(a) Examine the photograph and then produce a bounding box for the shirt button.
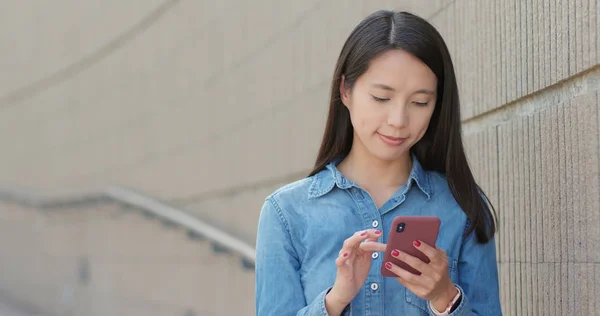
[371,252,379,259]
[370,283,379,291]
[372,220,379,228]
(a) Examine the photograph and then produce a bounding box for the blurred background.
[0,1,598,315]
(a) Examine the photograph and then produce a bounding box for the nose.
[387,103,408,128]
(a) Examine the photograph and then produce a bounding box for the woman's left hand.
[383,240,458,311]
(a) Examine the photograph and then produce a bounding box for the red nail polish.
[375,230,382,235]
[361,231,367,236]
[391,249,400,257]
[343,252,348,257]
[414,240,421,247]
[385,262,392,269]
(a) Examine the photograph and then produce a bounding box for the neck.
[337,141,413,190]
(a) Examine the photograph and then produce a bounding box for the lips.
[377,133,407,146]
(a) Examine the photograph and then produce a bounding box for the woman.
[255,10,502,316]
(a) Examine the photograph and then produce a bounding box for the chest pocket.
[404,257,459,314]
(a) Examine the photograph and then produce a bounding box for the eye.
[413,101,429,106]
[372,95,389,102]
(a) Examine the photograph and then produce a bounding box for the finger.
[396,268,424,298]
[395,276,429,301]
[364,228,383,240]
[390,249,433,275]
[413,239,440,262]
[338,245,354,258]
[335,250,351,267]
[383,261,422,284]
[435,247,449,261]
[338,231,365,256]
[364,229,383,241]
[359,241,387,252]
[339,229,382,255]
[394,273,419,290]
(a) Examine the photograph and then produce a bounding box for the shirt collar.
[308,153,432,199]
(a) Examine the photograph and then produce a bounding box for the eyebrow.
[372,83,435,96]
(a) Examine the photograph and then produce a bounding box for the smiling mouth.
[377,133,407,146]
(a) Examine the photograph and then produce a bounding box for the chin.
[371,148,410,162]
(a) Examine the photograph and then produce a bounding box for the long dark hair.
[309,10,496,244]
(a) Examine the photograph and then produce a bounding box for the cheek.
[348,102,381,133]
[412,108,435,135]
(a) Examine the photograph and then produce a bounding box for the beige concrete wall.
[0,203,254,316]
[0,0,598,315]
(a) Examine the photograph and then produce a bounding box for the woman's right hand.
[325,229,387,315]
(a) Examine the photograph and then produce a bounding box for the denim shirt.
[255,156,502,315]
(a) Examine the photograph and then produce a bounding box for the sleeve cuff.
[428,284,471,316]
[315,287,350,316]
[317,287,331,315]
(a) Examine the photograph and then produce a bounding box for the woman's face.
[340,49,438,162]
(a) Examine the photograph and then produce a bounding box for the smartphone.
[380,216,441,277]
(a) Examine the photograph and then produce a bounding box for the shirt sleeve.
[432,230,502,316]
[255,197,333,316]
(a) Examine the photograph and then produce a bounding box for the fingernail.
[414,240,421,247]
[374,230,382,235]
[391,249,400,257]
[343,252,349,257]
[385,262,392,269]
[360,231,367,236]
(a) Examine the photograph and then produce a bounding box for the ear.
[339,75,350,107]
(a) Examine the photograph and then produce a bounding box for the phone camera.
[396,222,406,233]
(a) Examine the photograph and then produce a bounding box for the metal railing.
[0,186,256,270]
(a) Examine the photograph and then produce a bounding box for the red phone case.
[380,216,441,277]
